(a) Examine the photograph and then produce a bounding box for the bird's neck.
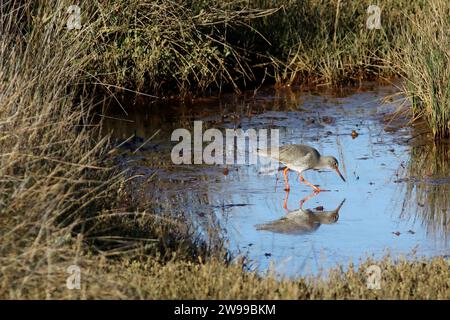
[316,156,330,169]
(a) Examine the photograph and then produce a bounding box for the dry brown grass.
[3,255,449,299]
[0,0,117,298]
[0,1,218,299]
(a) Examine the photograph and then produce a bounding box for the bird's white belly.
[284,164,309,173]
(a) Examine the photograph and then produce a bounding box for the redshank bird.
[260,144,346,192]
[256,199,345,235]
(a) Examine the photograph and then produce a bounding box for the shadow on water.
[101,82,450,276]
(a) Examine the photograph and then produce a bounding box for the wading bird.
[256,198,346,235]
[260,144,346,192]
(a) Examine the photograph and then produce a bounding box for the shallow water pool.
[102,83,450,277]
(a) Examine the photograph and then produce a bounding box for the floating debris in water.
[321,116,334,124]
[408,230,415,234]
[392,231,401,236]
[211,203,251,209]
[351,130,359,139]
[305,118,315,125]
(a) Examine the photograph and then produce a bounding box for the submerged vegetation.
[0,0,449,299]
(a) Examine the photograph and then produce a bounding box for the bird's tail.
[256,148,282,175]
[256,147,271,158]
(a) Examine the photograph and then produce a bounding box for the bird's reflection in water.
[256,190,346,235]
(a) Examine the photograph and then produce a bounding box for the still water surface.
[102,84,449,277]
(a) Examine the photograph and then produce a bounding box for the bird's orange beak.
[335,166,346,182]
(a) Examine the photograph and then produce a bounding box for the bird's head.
[320,156,346,182]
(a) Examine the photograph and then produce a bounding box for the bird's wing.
[278,144,317,166]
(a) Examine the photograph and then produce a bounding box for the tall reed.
[396,0,450,139]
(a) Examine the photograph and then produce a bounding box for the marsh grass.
[248,0,412,86]
[4,255,450,299]
[85,0,449,137]
[0,0,110,297]
[87,0,276,95]
[0,0,214,298]
[395,0,450,139]
[87,0,416,90]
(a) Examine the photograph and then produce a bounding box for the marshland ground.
[0,0,449,299]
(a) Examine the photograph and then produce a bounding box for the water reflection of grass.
[400,141,450,239]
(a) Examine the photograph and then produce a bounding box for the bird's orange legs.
[299,175,322,192]
[282,168,327,193]
[283,189,289,212]
[299,190,320,208]
[283,167,290,191]
[283,189,319,212]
